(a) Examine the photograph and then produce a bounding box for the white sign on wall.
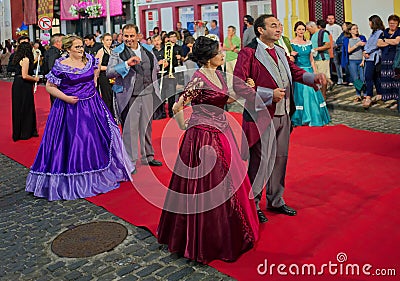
[161,7,173,35]
[0,0,12,44]
[222,1,240,39]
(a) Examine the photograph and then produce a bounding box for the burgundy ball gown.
[157,70,259,264]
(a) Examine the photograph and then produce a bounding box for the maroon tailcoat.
[233,38,315,149]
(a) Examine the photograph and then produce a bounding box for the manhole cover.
[51,221,128,258]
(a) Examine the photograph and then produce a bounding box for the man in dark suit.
[42,33,64,105]
[84,34,102,56]
[107,24,163,174]
[164,31,183,117]
[234,14,326,223]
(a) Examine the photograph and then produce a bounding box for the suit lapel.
[255,44,280,86]
[275,46,292,84]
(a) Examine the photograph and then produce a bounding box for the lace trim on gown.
[45,71,62,86]
[213,130,255,246]
[54,54,98,74]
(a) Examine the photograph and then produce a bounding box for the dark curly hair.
[369,15,385,32]
[12,42,34,65]
[192,36,219,66]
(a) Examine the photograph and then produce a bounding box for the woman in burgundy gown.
[157,36,259,264]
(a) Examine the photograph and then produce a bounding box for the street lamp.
[105,0,110,33]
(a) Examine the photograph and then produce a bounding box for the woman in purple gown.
[157,36,259,264]
[26,35,133,201]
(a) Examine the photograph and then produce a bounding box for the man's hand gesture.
[127,56,141,67]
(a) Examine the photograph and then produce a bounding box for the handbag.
[353,78,366,92]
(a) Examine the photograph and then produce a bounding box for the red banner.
[98,0,123,17]
[61,0,123,20]
[23,0,37,25]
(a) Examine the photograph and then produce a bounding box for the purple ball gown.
[157,70,259,264]
[26,54,133,201]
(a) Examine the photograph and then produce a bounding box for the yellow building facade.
[280,0,399,38]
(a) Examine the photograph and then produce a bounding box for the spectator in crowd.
[137,32,154,51]
[176,22,183,33]
[346,24,367,101]
[362,15,385,108]
[117,33,123,45]
[111,33,119,48]
[338,21,352,84]
[181,29,193,56]
[290,21,330,126]
[243,15,256,47]
[153,26,160,36]
[95,33,115,118]
[11,42,39,141]
[377,14,400,110]
[276,20,294,61]
[152,34,168,120]
[42,33,64,105]
[160,31,167,42]
[165,31,183,117]
[307,21,332,99]
[5,39,13,53]
[243,14,253,33]
[84,34,102,55]
[393,43,400,112]
[0,42,11,75]
[32,42,42,75]
[208,20,220,39]
[326,14,345,85]
[182,36,197,85]
[183,36,195,61]
[7,36,30,73]
[223,25,240,89]
[95,29,102,42]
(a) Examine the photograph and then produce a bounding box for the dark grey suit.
[106,43,160,169]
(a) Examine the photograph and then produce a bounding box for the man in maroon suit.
[233,14,326,223]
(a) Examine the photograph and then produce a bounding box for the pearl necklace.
[200,67,221,88]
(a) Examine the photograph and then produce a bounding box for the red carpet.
[1,80,399,280]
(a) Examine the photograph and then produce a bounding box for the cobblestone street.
[0,154,233,281]
[1,101,399,280]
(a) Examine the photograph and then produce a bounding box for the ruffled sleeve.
[182,72,202,103]
[91,54,100,70]
[45,59,63,86]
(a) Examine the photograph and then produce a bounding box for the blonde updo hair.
[62,34,88,64]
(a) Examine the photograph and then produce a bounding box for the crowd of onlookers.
[2,12,399,112]
[311,14,400,111]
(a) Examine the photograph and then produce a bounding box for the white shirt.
[326,23,342,43]
[256,38,274,50]
[125,43,142,68]
[32,48,42,59]
[131,43,142,60]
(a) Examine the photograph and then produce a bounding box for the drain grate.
[51,221,128,258]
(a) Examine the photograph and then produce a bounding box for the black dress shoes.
[268,205,297,216]
[257,210,268,223]
[145,159,163,166]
